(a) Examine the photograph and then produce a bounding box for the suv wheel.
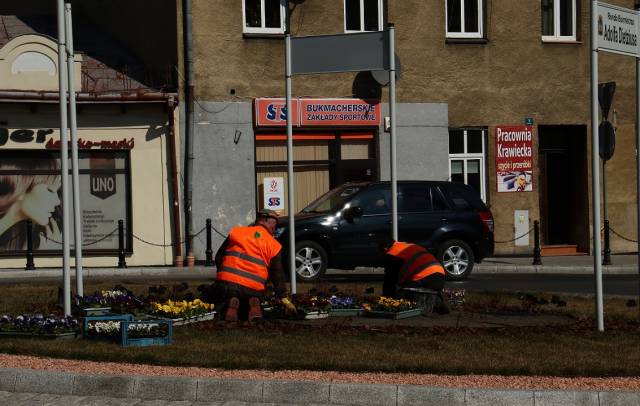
[294,240,328,282]
[437,239,474,281]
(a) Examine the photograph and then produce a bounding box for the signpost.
[592,2,640,331]
[284,25,397,294]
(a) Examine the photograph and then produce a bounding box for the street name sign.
[596,2,639,57]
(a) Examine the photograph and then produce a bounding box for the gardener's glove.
[280,297,297,315]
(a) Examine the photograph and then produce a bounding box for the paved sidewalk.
[1,368,638,406]
[0,391,314,406]
[0,254,637,283]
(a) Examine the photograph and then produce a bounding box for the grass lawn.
[1,279,639,377]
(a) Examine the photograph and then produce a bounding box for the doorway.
[538,125,589,253]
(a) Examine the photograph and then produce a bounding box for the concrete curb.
[1,368,639,405]
[0,263,636,282]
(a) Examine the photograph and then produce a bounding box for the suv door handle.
[441,218,448,222]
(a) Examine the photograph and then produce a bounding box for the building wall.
[190,0,640,256]
[190,101,449,258]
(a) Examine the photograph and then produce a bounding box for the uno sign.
[254,98,381,127]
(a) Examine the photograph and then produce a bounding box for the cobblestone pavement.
[0,391,332,406]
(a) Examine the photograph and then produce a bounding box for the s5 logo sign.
[267,197,281,207]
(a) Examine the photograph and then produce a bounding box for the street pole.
[65,3,83,297]
[389,23,398,241]
[591,0,604,332]
[56,0,71,316]
[285,32,296,295]
[636,1,640,321]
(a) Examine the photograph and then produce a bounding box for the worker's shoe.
[248,297,263,322]
[225,297,240,322]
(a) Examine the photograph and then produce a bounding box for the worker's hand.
[280,297,297,316]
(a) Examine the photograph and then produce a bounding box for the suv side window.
[350,187,391,215]
[399,184,429,213]
[430,186,450,211]
[442,183,488,211]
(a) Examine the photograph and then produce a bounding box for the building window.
[344,0,384,32]
[243,0,286,34]
[541,0,577,41]
[449,128,486,201]
[446,0,483,38]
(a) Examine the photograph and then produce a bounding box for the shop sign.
[0,128,135,150]
[263,177,285,212]
[596,2,639,57]
[300,99,381,126]
[254,98,381,127]
[495,125,533,193]
[45,138,135,150]
[254,98,300,127]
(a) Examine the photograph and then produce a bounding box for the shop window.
[446,0,484,39]
[448,128,486,202]
[344,0,384,32]
[255,133,377,214]
[243,0,287,34]
[0,150,131,256]
[541,0,577,41]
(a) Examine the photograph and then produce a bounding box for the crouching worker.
[381,238,449,315]
[215,209,297,321]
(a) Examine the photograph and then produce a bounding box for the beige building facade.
[185,0,640,257]
[0,16,181,268]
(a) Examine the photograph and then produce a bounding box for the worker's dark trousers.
[213,280,264,320]
[383,270,445,297]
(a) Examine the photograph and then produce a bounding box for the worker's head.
[378,235,396,254]
[255,209,280,235]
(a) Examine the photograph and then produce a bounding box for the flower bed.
[328,295,364,317]
[149,299,215,325]
[363,297,422,319]
[83,315,134,339]
[443,288,466,307]
[0,314,80,338]
[73,288,146,316]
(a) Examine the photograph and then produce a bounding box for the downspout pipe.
[167,96,184,265]
[183,0,195,266]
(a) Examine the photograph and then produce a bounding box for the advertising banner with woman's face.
[0,150,130,254]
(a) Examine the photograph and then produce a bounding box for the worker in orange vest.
[215,209,297,321]
[380,238,449,314]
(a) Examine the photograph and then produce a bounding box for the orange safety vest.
[216,225,282,292]
[386,241,445,284]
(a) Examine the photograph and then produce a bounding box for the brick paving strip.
[0,354,639,405]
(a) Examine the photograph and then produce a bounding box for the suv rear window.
[441,183,487,211]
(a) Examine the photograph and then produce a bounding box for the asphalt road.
[326,273,640,297]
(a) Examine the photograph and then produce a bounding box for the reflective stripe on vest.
[220,266,268,285]
[388,242,445,284]
[224,250,268,268]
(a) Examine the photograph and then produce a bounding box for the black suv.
[275,181,494,281]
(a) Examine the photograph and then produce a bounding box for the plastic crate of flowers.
[443,288,466,308]
[292,294,331,319]
[120,320,172,347]
[363,296,422,319]
[72,293,111,316]
[149,299,215,326]
[328,295,364,317]
[84,314,134,340]
[0,314,80,339]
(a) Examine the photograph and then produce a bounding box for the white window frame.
[344,0,384,33]
[242,0,287,35]
[541,0,577,42]
[445,0,484,39]
[448,129,487,202]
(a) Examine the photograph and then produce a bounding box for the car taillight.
[479,210,494,233]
